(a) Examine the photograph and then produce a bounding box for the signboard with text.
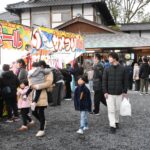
[31,27,86,67]
[0,20,31,50]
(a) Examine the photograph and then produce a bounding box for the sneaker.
[110,127,116,134]
[76,129,83,134]
[83,127,89,131]
[36,130,45,137]
[13,117,20,122]
[64,98,72,101]
[27,120,35,128]
[5,119,14,123]
[116,123,119,129]
[145,93,149,95]
[140,93,144,95]
[18,125,28,131]
[94,113,100,116]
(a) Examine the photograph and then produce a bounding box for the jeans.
[89,80,93,92]
[80,111,88,129]
[106,94,122,128]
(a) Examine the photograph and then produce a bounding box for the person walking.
[93,54,106,115]
[139,56,150,95]
[74,76,92,134]
[133,63,140,91]
[17,80,34,131]
[103,52,128,134]
[30,61,53,137]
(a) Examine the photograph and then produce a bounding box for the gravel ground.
[0,91,150,150]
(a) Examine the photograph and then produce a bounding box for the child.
[74,75,92,134]
[17,80,34,131]
[25,62,51,110]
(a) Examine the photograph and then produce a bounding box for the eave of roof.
[84,33,150,49]
[7,0,103,10]
[121,23,150,31]
[55,17,117,33]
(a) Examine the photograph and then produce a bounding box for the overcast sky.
[0,0,23,13]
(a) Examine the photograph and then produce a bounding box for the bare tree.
[106,0,150,23]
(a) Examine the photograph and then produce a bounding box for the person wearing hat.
[74,75,92,134]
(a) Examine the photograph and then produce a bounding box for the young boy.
[25,62,51,110]
[74,75,92,134]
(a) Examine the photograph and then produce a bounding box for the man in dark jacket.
[139,56,150,95]
[93,54,106,115]
[103,52,128,134]
[1,64,20,122]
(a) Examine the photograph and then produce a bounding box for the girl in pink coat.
[17,80,34,131]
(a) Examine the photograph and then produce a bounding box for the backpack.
[52,68,63,84]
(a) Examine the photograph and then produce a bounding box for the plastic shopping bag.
[120,97,132,116]
[71,75,76,92]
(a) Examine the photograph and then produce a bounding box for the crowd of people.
[0,52,150,137]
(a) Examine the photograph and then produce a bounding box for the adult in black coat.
[139,57,150,94]
[61,68,72,100]
[103,52,128,134]
[93,54,107,115]
[1,64,19,121]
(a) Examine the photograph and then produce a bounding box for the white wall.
[141,31,150,39]
[20,4,99,28]
[73,5,82,18]
[31,7,50,28]
[83,4,94,21]
[52,6,71,28]
[21,10,30,26]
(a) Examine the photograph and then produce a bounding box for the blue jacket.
[74,84,92,112]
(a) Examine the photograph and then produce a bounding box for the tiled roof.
[84,33,150,49]
[7,0,103,10]
[55,17,117,33]
[0,12,19,23]
[121,23,150,31]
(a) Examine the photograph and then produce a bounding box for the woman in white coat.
[133,63,140,91]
